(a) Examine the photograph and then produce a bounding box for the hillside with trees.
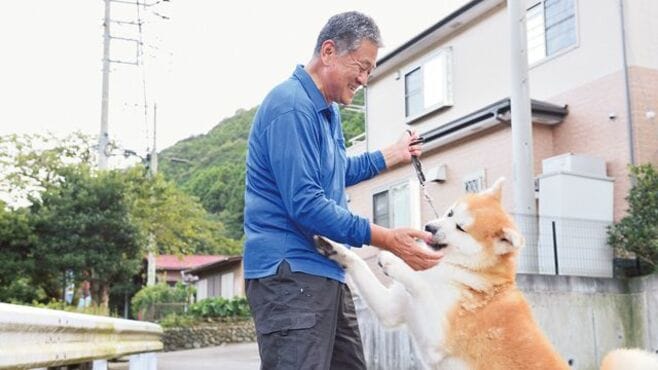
[158,89,365,241]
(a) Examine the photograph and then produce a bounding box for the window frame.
[526,0,579,67]
[372,179,421,229]
[402,48,454,124]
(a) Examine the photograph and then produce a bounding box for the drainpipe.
[619,0,636,165]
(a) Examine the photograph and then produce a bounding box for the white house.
[347,0,657,277]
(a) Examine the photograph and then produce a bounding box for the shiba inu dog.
[315,178,658,370]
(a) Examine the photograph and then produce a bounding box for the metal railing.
[0,303,163,370]
[513,213,614,277]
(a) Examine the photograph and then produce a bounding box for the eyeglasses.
[347,53,374,77]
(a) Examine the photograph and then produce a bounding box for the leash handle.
[407,130,426,185]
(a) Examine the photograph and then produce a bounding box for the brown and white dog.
[315,178,658,370]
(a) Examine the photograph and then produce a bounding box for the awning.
[421,98,568,150]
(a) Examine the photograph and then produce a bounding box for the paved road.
[109,342,260,370]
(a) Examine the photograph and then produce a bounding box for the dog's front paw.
[377,251,405,278]
[313,236,352,269]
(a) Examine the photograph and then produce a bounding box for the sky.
[0,1,467,158]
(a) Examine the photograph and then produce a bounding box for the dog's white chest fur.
[388,260,483,368]
[318,240,475,369]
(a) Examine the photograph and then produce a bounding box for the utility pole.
[98,0,111,169]
[507,0,536,216]
[98,0,166,170]
[97,0,171,287]
[150,103,158,176]
[146,103,158,286]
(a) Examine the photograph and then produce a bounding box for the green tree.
[608,164,658,274]
[158,108,255,240]
[124,167,242,255]
[30,166,142,307]
[340,88,365,146]
[0,203,43,303]
[184,163,245,240]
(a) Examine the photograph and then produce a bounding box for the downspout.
[619,0,636,165]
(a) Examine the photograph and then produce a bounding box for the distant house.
[184,256,244,300]
[154,255,225,286]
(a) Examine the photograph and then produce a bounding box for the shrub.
[131,282,195,319]
[159,313,198,328]
[608,164,658,274]
[189,297,250,318]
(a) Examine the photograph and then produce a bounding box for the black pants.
[245,261,366,370]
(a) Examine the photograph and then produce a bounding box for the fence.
[354,295,424,370]
[513,213,614,277]
[141,302,187,322]
[0,303,162,370]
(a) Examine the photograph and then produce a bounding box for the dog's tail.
[600,348,658,370]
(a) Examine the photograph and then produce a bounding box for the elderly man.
[243,11,441,369]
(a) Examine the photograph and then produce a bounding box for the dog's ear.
[494,227,524,255]
[481,177,505,201]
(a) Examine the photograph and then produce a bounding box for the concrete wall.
[353,273,658,370]
[517,273,658,370]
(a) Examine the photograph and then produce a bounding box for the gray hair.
[313,11,383,56]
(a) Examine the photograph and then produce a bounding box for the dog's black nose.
[424,224,438,234]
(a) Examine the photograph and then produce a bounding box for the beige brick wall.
[630,67,658,166]
[547,67,658,219]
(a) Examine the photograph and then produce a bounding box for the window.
[527,0,576,65]
[464,170,486,193]
[373,182,411,228]
[404,49,453,120]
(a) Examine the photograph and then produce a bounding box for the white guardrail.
[0,303,163,370]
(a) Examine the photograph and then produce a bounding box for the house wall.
[367,0,633,152]
[350,125,517,226]
[630,67,658,167]
[358,0,657,225]
[624,0,658,69]
[194,263,245,300]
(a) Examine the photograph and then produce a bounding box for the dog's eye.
[447,210,454,217]
[456,224,466,232]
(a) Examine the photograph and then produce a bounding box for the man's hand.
[381,130,423,168]
[370,224,442,271]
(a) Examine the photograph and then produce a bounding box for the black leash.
[407,131,440,218]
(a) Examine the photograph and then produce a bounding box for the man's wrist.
[381,146,401,168]
[370,223,392,251]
